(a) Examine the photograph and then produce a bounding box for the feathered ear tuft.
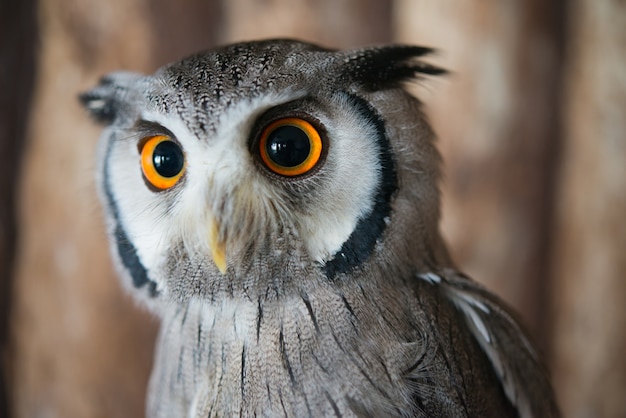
[341,45,446,90]
[79,71,143,125]
[79,90,117,125]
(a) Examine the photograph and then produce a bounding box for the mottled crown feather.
[79,40,446,126]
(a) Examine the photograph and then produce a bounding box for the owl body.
[82,40,558,417]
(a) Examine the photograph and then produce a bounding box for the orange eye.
[140,135,186,190]
[258,117,323,177]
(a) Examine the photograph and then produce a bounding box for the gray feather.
[83,39,559,417]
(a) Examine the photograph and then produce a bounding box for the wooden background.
[1,0,624,417]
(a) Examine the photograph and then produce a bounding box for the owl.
[81,39,559,417]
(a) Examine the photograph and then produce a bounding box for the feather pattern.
[82,39,560,418]
[418,270,560,418]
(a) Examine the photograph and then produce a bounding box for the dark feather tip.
[342,45,447,90]
[79,90,117,124]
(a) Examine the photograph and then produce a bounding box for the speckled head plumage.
[82,39,558,418]
[82,39,448,303]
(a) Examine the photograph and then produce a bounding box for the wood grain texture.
[220,0,391,47]
[549,0,626,416]
[0,0,37,416]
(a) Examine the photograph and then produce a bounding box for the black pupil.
[153,141,184,178]
[266,125,311,168]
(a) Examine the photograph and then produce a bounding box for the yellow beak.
[209,216,227,274]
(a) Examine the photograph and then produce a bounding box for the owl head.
[81,39,448,307]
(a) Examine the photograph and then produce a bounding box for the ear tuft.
[341,45,447,90]
[79,91,117,124]
[79,72,143,125]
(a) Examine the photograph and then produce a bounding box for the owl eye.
[140,135,186,190]
[258,117,323,177]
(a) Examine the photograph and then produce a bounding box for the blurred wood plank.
[0,1,38,416]
[393,0,566,347]
[549,0,626,416]
[220,0,392,47]
[9,0,219,417]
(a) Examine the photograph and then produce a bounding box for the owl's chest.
[145,296,414,418]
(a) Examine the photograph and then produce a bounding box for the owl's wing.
[417,270,559,418]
